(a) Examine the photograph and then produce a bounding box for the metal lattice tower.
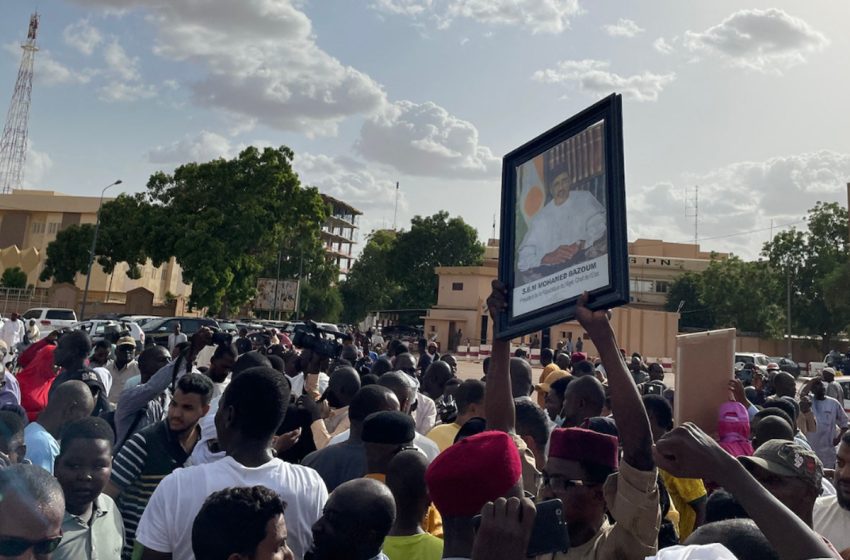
[0,13,39,195]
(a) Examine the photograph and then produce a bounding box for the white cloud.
[653,37,674,54]
[147,131,235,164]
[70,0,387,135]
[629,150,850,258]
[99,81,158,102]
[103,39,141,81]
[532,59,675,102]
[371,0,583,34]
[356,100,499,178]
[603,18,644,38]
[63,20,103,55]
[683,8,828,73]
[23,142,53,189]
[295,152,408,234]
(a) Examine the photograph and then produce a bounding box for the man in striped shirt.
[105,372,213,559]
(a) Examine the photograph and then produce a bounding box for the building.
[423,238,723,360]
[628,239,727,310]
[0,189,191,304]
[320,194,361,277]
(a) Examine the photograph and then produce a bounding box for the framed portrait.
[496,94,629,340]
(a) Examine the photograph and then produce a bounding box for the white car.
[734,352,770,374]
[22,308,78,336]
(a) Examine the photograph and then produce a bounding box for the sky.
[1,0,849,259]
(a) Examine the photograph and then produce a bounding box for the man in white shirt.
[802,378,849,468]
[106,336,141,405]
[814,433,850,556]
[136,366,327,560]
[0,312,24,352]
[167,323,187,354]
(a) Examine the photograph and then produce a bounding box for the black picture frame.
[496,93,628,340]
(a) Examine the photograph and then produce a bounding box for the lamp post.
[80,179,122,321]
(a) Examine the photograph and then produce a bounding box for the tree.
[339,229,401,323]
[665,272,715,330]
[95,194,152,279]
[299,281,342,323]
[143,146,329,314]
[390,211,485,310]
[698,256,784,336]
[762,202,850,351]
[0,267,27,289]
[40,224,95,284]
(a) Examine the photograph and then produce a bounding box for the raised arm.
[655,423,833,560]
[484,280,516,434]
[575,292,654,470]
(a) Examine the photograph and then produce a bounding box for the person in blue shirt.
[24,380,93,473]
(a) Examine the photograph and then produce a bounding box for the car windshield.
[755,356,769,366]
[736,355,754,364]
[143,318,169,331]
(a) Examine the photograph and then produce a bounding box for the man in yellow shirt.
[643,394,706,539]
[383,450,443,560]
[426,380,485,452]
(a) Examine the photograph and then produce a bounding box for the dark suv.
[142,317,220,347]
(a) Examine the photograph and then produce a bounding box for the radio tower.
[0,13,39,194]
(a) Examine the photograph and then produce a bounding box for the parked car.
[381,324,422,342]
[72,320,145,351]
[835,377,850,413]
[122,315,160,327]
[767,356,801,378]
[21,308,78,336]
[734,352,770,375]
[142,317,220,347]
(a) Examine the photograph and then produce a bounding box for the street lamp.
[80,179,122,321]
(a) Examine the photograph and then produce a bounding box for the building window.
[630,279,653,293]
[48,222,60,234]
[31,222,45,234]
[452,282,464,291]
[655,281,670,294]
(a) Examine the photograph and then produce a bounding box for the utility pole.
[393,181,399,231]
[786,268,792,358]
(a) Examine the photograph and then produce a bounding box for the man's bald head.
[328,366,361,407]
[393,353,416,373]
[562,375,605,427]
[772,372,796,398]
[509,357,533,398]
[377,371,417,414]
[386,449,430,516]
[349,385,400,427]
[752,416,794,450]
[0,464,65,549]
[422,361,454,400]
[311,478,396,560]
[46,380,94,421]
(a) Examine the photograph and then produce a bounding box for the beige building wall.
[0,190,191,304]
[423,238,718,359]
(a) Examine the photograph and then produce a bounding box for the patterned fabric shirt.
[110,420,191,559]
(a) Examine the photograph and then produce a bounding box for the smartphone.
[472,498,569,557]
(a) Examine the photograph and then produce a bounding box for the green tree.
[95,194,152,279]
[39,224,95,284]
[143,146,329,314]
[299,281,342,322]
[698,256,785,336]
[390,211,485,310]
[339,229,401,323]
[763,202,850,351]
[0,267,27,289]
[665,271,715,330]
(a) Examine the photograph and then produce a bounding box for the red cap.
[570,352,588,363]
[425,431,522,517]
[548,427,619,470]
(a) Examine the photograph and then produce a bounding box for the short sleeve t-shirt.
[814,495,850,552]
[426,423,461,453]
[23,421,59,473]
[383,533,444,560]
[135,456,327,560]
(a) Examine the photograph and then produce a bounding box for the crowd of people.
[0,283,849,559]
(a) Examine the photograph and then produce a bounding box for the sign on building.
[255,278,298,311]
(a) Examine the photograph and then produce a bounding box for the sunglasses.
[0,534,63,556]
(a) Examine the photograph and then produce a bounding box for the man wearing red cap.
[487,282,660,560]
[426,430,524,559]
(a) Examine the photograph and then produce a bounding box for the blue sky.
[2,0,849,258]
